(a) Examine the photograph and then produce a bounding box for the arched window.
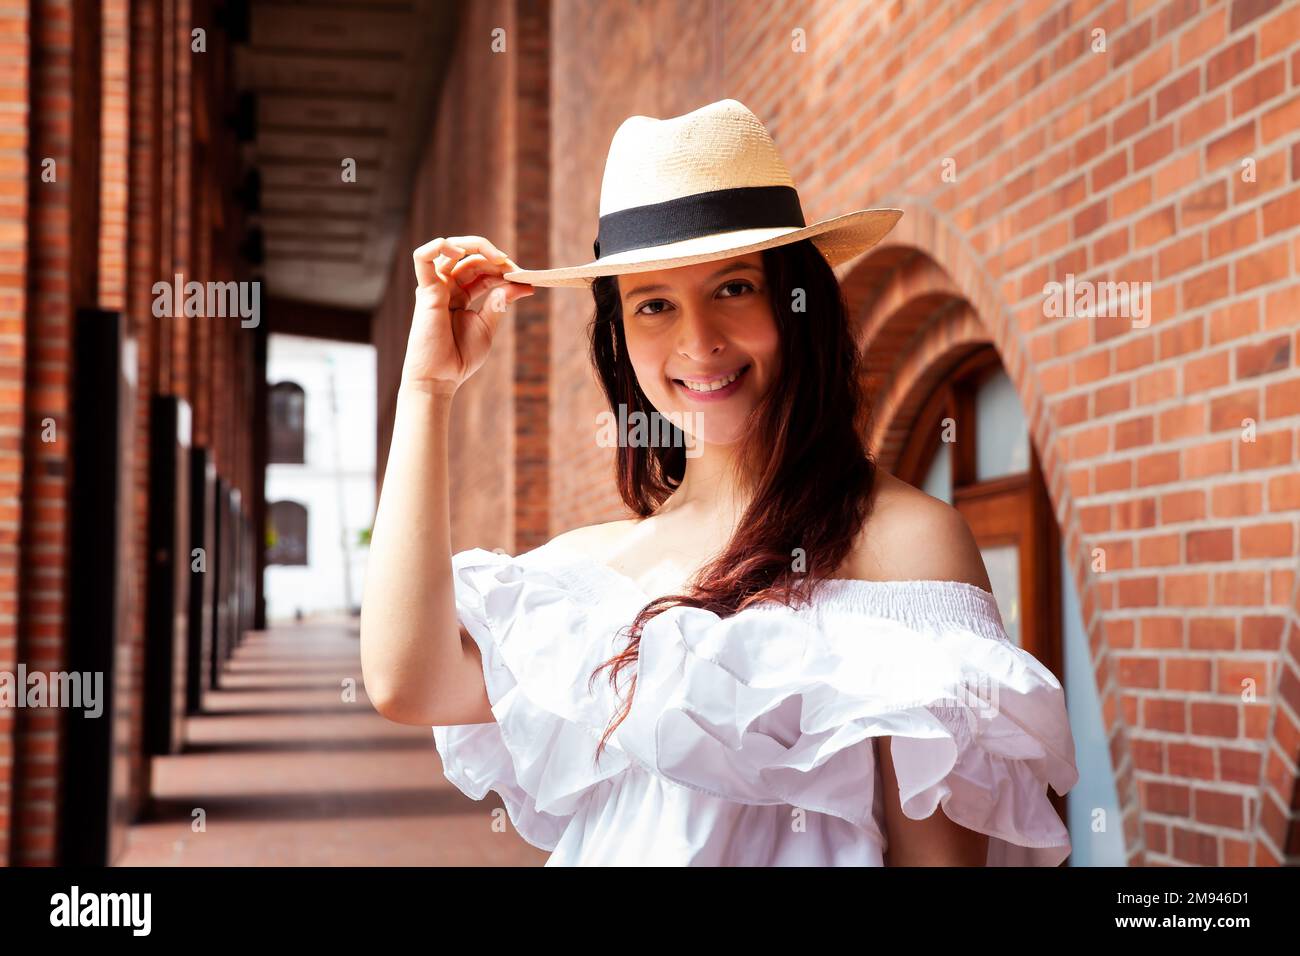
[269,381,305,464]
[266,500,308,566]
[896,349,1055,660]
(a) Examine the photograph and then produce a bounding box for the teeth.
[681,367,744,392]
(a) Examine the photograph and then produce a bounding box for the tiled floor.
[116,615,547,866]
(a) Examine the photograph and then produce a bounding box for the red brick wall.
[1,0,258,865]
[99,0,128,311]
[0,0,30,867]
[374,0,1300,865]
[13,0,81,867]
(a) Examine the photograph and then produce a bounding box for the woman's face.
[617,251,779,446]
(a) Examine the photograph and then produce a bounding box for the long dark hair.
[584,238,878,763]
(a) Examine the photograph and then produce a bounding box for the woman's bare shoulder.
[843,469,993,591]
[545,517,639,559]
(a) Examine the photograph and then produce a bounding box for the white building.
[264,334,376,621]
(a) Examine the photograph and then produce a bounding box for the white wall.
[265,334,376,621]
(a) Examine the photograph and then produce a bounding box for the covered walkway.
[117,618,545,867]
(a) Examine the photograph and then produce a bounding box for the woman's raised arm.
[359,235,533,726]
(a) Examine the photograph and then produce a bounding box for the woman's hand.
[402,235,535,394]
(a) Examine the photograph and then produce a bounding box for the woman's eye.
[634,300,670,317]
[718,280,755,297]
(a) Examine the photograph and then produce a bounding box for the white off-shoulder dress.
[431,540,1079,866]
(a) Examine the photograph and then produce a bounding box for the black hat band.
[592,184,806,260]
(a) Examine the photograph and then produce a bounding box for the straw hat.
[503,98,903,289]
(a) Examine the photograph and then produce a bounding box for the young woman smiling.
[360,100,1077,867]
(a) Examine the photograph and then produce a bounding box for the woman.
[360,100,1078,866]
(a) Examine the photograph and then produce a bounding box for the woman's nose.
[674,306,727,359]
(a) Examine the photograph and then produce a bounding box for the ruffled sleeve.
[612,576,1080,867]
[430,547,632,851]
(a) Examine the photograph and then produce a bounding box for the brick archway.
[835,200,1147,865]
[838,200,1300,866]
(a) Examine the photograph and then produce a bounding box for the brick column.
[0,0,31,870]
[513,0,550,550]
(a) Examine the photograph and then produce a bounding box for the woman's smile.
[671,363,752,402]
